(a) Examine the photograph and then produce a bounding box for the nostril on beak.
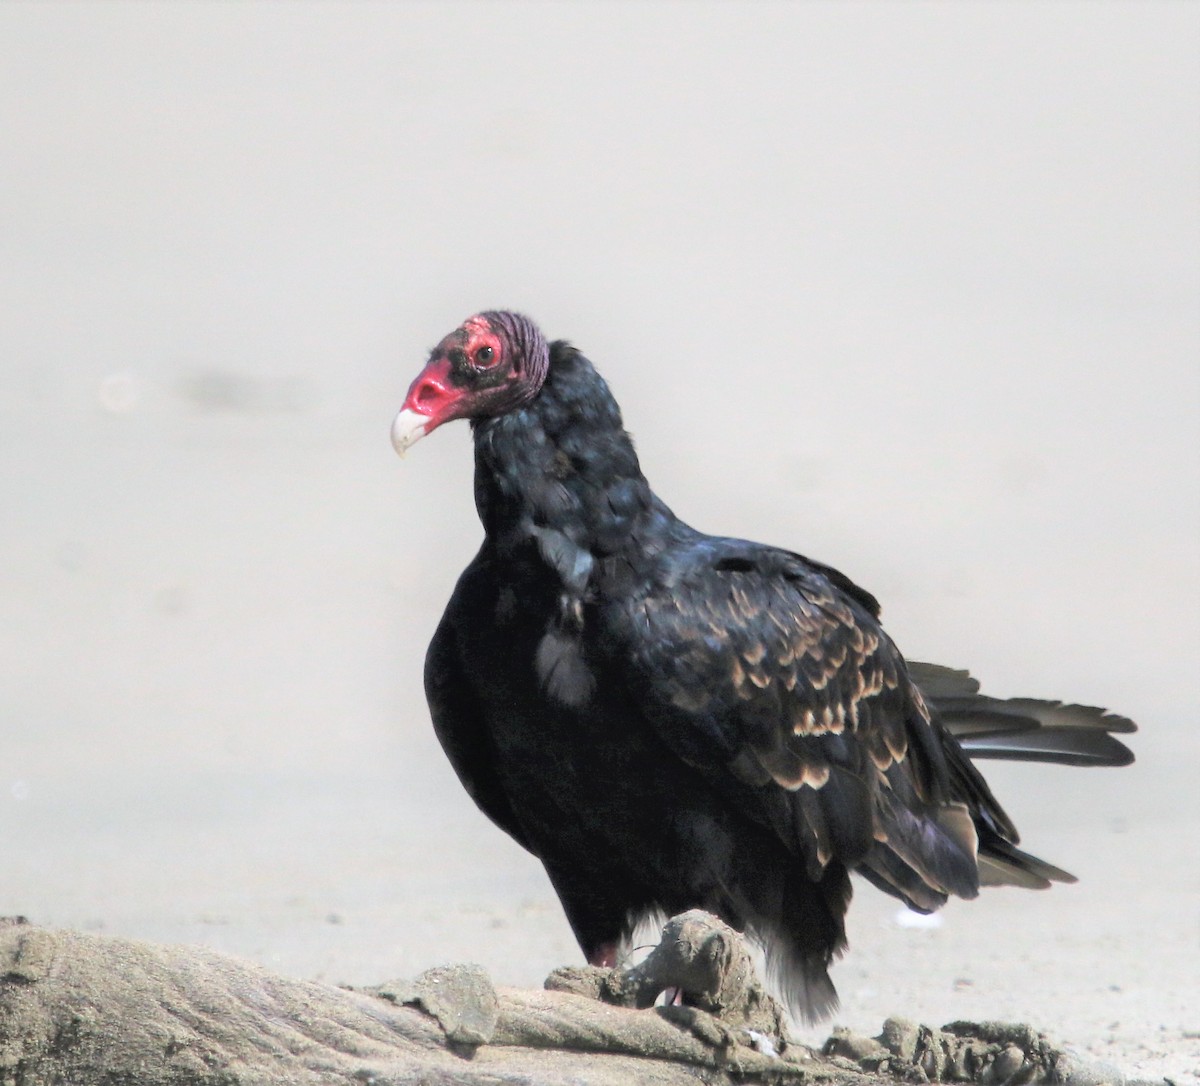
[413,381,441,411]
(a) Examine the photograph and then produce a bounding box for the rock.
[991,1043,1026,1082]
[547,910,791,1047]
[544,964,610,1002]
[1052,1048,1127,1086]
[399,963,500,1046]
[880,1016,920,1062]
[0,925,55,985]
[824,1026,889,1063]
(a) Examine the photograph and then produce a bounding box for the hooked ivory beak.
[390,408,430,457]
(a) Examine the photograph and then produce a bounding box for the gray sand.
[2,4,1197,1083]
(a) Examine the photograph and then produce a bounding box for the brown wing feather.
[605,539,997,1018]
[623,543,958,883]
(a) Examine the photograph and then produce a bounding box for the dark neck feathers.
[471,342,658,558]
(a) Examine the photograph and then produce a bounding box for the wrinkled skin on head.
[392,311,550,455]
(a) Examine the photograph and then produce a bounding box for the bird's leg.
[588,942,619,969]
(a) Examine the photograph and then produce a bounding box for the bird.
[390,310,1135,1022]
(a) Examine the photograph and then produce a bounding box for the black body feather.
[422,339,1134,1021]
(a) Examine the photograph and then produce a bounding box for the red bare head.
[392,311,550,455]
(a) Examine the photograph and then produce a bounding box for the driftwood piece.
[0,915,822,1085]
[0,915,1128,1086]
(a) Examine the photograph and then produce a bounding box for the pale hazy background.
[2,2,1198,1078]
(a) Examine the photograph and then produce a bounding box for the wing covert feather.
[607,540,950,874]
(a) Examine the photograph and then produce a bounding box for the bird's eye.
[475,345,495,366]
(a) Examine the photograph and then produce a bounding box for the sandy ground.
[4,725,1197,1081]
[2,3,1198,1083]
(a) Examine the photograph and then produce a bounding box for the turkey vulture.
[391,311,1135,1021]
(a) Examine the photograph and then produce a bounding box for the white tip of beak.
[391,408,429,457]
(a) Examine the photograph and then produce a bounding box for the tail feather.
[952,722,1134,766]
[856,848,950,914]
[907,662,981,699]
[910,661,1136,767]
[976,836,1077,889]
[862,661,1138,906]
[873,791,981,900]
